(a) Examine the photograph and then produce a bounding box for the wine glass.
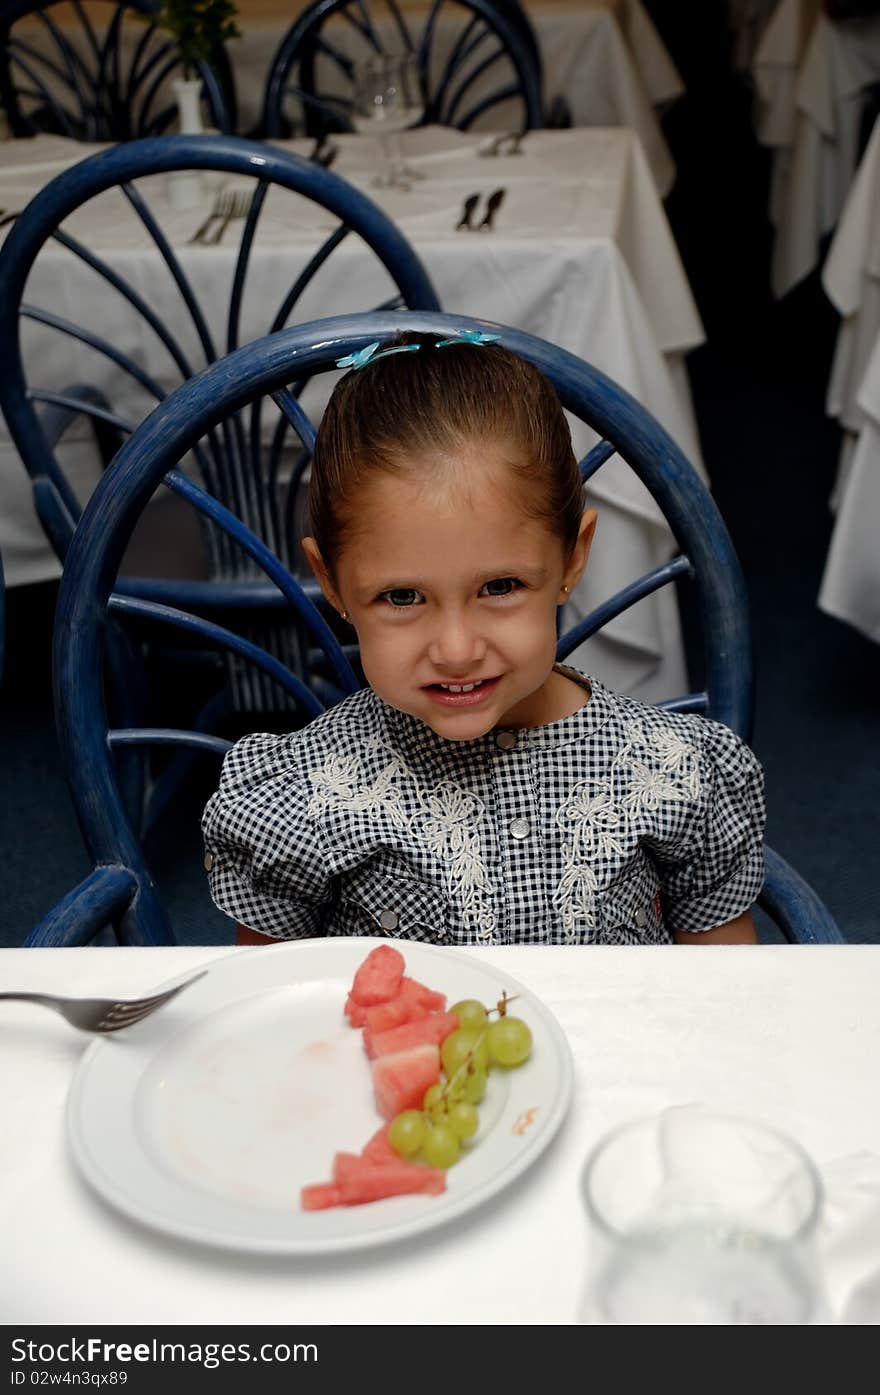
[351,53,425,190]
[578,1109,828,1325]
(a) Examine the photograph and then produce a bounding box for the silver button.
[378,909,399,932]
[509,818,531,840]
[435,926,448,939]
[495,730,517,751]
[634,907,648,929]
[203,852,214,872]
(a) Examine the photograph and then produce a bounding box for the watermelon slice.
[364,1011,459,1060]
[349,944,406,1006]
[400,976,447,1014]
[300,1182,344,1211]
[333,1152,446,1202]
[361,997,413,1034]
[361,1122,398,1165]
[371,1043,441,1119]
[343,994,368,1027]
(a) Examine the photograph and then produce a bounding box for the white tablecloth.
[0,128,705,701]
[228,0,683,194]
[753,0,880,296]
[2,944,880,1325]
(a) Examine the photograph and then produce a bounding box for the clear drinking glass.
[579,1108,826,1325]
[351,53,425,189]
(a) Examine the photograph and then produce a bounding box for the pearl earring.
[341,609,350,622]
[561,585,570,596]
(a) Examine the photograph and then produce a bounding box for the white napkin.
[818,1151,880,1322]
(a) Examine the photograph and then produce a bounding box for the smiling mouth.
[423,676,500,704]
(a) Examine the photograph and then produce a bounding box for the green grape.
[487,1015,533,1067]
[450,998,488,1033]
[441,1028,489,1078]
[422,1083,448,1118]
[447,1101,480,1141]
[388,1110,427,1157]
[422,1122,461,1169]
[462,1065,487,1104]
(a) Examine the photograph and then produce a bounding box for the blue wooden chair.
[22,310,844,946]
[0,133,439,730]
[261,0,543,139]
[0,0,234,139]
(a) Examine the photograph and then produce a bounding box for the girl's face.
[305,442,596,741]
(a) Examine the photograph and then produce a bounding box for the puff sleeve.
[201,732,330,939]
[653,719,766,934]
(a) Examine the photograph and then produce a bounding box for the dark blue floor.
[1,4,878,946]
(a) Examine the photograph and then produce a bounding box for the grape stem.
[492,992,519,1019]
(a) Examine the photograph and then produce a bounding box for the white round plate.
[67,938,572,1254]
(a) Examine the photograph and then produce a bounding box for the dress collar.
[373,666,616,761]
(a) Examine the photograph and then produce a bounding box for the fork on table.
[0,970,208,1033]
[188,189,252,245]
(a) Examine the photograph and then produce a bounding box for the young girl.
[202,332,764,947]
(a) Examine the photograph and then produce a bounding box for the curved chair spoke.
[444,47,514,128]
[162,468,358,696]
[51,219,205,379]
[580,438,617,482]
[23,303,166,401]
[655,693,710,716]
[557,556,695,660]
[263,0,543,138]
[1,3,232,139]
[271,389,318,454]
[108,728,234,756]
[30,390,135,439]
[108,594,327,718]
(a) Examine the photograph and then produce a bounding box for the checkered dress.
[201,670,765,945]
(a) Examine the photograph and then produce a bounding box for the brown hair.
[308,332,583,571]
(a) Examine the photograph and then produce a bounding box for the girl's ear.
[559,508,598,600]
[301,537,343,614]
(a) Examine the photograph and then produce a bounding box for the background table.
[0,126,705,701]
[752,0,880,296]
[233,0,683,194]
[2,943,880,1324]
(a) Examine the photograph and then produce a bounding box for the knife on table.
[478,188,506,231]
[456,193,480,231]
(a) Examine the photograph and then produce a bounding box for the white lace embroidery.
[306,741,496,940]
[305,717,700,944]
[554,719,700,939]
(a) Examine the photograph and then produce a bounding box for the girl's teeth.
[439,681,482,693]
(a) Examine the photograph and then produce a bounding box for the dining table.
[2,941,880,1326]
[5,0,683,197]
[752,0,880,296]
[0,124,705,702]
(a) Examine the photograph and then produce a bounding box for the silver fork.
[206,189,253,245]
[188,190,227,244]
[0,970,207,1033]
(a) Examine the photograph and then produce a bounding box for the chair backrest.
[0,133,440,580]
[0,0,233,139]
[261,0,544,139]
[27,309,843,946]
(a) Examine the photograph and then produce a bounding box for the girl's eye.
[379,588,423,607]
[480,577,522,597]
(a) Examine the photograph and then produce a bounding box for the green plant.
[151,1,241,79]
